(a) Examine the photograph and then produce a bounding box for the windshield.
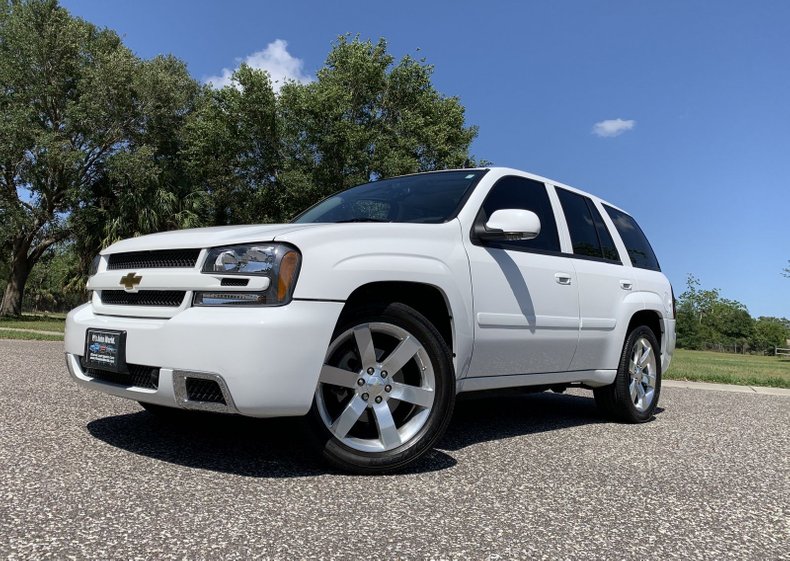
[293,170,488,224]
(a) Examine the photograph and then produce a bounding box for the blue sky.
[61,0,790,318]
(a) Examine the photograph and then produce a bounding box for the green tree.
[22,242,84,312]
[675,274,755,350]
[181,65,278,225]
[183,36,480,225]
[752,317,790,352]
[278,36,479,218]
[0,0,202,315]
[70,54,205,278]
[675,274,720,348]
[707,299,754,348]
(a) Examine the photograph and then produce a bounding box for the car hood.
[102,224,324,253]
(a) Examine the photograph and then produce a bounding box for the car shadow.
[87,412,315,477]
[86,391,648,478]
[486,248,537,332]
[86,410,458,478]
[442,390,606,451]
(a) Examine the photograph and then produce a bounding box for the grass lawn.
[0,313,65,333]
[667,348,790,389]
[0,328,64,341]
[0,313,65,341]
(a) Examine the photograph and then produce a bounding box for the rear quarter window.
[603,205,661,271]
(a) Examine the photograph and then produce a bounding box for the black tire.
[308,302,455,474]
[594,325,662,423]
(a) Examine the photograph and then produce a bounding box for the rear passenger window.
[556,188,621,263]
[603,205,661,271]
[477,176,560,252]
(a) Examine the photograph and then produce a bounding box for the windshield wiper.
[334,218,391,223]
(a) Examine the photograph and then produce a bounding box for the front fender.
[278,222,475,379]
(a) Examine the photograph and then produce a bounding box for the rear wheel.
[594,325,661,423]
[309,302,455,474]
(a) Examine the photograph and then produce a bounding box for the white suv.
[65,167,675,473]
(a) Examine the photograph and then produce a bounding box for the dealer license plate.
[84,329,127,373]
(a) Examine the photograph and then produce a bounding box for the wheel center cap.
[365,375,386,398]
[358,367,391,401]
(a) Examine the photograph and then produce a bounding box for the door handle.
[555,273,572,285]
[620,280,633,290]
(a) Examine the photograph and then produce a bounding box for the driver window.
[477,176,560,252]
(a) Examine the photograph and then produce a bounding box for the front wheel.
[309,302,455,474]
[594,326,662,423]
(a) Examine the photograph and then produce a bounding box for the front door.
[463,176,579,377]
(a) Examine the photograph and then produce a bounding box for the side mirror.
[478,209,541,241]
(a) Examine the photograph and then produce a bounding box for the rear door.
[463,176,579,376]
[554,187,628,371]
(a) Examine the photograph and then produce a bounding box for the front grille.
[107,249,201,270]
[185,378,226,404]
[100,290,186,307]
[82,361,160,390]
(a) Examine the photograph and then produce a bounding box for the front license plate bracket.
[84,329,128,373]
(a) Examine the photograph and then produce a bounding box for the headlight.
[203,245,276,275]
[89,255,100,276]
[196,243,301,306]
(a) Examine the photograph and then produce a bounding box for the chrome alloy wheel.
[315,322,436,453]
[629,337,657,413]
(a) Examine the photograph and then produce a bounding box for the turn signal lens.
[277,251,300,302]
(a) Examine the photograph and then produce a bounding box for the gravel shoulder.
[1,340,788,560]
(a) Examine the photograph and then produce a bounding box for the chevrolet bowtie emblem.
[120,272,142,290]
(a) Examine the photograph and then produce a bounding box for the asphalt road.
[1,340,788,560]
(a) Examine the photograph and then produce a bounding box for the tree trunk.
[0,239,33,317]
[0,256,32,317]
[1,229,67,316]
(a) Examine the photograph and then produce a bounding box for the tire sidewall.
[615,326,662,422]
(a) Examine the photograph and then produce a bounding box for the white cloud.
[204,39,311,92]
[592,118,636,138]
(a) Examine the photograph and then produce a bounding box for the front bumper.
[65,300,344,417]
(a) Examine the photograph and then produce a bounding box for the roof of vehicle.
[429,167,628,214]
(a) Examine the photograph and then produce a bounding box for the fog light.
[193,291,268,306]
